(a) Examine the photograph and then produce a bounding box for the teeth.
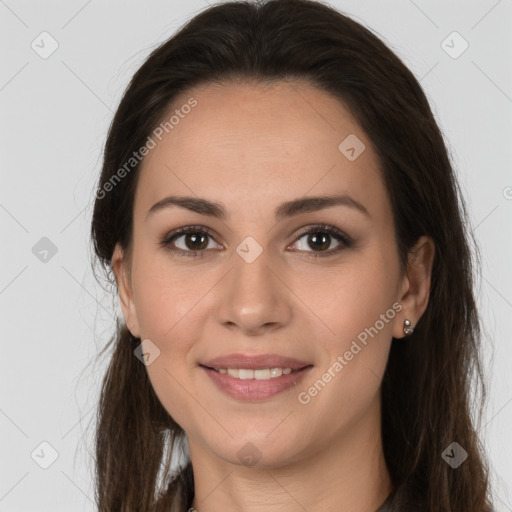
[254,369,271,380]
[217,367,295,380]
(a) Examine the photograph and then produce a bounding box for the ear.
[112,242,141,338]
[393,235,435,339]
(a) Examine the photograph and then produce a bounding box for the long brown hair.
[89,1,494,510]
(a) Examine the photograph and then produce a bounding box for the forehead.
[135,79,388,222]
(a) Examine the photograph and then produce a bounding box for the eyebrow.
[145,194,370,222]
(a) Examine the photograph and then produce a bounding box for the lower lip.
[201,365,313,401]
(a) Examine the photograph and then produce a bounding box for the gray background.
[1,0,511,510]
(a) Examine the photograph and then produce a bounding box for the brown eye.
[182,232,209,251]
[160,225,220,258]
[290,224,353,257]
[306,232,332,251]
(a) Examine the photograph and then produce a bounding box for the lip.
[201,365,313,401]
[199,353,313,402]
[200,353,312,371]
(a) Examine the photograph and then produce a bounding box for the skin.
[112,79,435,512]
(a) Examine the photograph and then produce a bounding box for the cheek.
[131,248,205,342]
[129,255,212,429]
[296,252,399,349]
[293,247,398,411]
[133,279,200,431]
[297,272,395,433]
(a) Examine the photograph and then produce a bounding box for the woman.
[90,0,494,510]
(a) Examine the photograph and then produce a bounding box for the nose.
[215,249,293,336]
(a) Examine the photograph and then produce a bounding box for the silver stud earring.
[403,319,414,336]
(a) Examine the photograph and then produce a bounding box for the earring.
[403,319,414,336]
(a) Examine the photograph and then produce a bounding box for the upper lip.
[200,353,313,370]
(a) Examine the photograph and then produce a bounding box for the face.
[113,79,427,468]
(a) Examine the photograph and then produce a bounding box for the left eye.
[289,224,353,257]
[292,230,342,253]
[160,224,352,258]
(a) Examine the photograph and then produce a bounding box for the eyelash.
[159,224,353,259]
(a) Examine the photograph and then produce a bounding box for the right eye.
[160,225,223,258]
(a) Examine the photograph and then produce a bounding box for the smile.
[208,367,298,379]
[200,364,313,401]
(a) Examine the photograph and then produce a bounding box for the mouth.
[199,356,314,401]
